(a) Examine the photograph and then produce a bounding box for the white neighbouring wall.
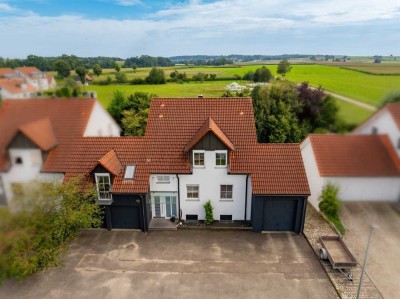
[301,137,400,211]
[0,149,64,204]
[83,101,121,137]
[178,150,249,221]
[353,108,400,156]
[300,138,324,209]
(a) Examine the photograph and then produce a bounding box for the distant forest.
[0,54,314,71]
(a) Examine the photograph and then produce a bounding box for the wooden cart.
[319,236,358,281]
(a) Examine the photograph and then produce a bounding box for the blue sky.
[0,0,399,58]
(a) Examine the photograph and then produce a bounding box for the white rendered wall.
[149,174,178,192]
[326,177,400,202]
[353,109,400,156]
[178,151,248,221]
[84,101,121,137]
[300,138,324,210]
[1,149,64,203]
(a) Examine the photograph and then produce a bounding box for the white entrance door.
[152,194,177,219]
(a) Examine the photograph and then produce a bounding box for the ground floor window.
[220,185,233,199]
[187,185,199,199]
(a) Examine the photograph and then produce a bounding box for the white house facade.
[301,134,400,210]
[0,98,121,206]
[353,103,400,156]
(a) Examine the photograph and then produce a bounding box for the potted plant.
[170,215,176,222]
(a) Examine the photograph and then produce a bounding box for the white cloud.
[0,0,399,57]
[113,0,142,6]
[0,2,16,12]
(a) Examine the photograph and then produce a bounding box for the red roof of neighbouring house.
[0,99,96,172]
[0,68,15,78]
[387,103,400,129]
[184,117,235,152]
[307,134,400,177]
[0,78,38,95]
[59,98,310,195]
[16,67,42,77]
[18,118,58,151]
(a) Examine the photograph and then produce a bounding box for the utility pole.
[356,225,378,299]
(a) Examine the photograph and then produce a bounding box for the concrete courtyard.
[341,202,400,299]
[0,230,338,299]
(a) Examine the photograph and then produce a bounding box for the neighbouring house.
[225,82,246,92]
[0,67,56,99]
[74,74,93,86]
[0,78,38,99]
[301,134,400,210]
[353,103,400,156]
[0,98,121,205]
[15,67,57,90]
[59,98,310,232]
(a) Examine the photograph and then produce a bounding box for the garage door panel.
[110,205,141,229]
[263,199,296,231]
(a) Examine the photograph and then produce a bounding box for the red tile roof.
[95,149,123,176]
[0,78,38,95]
[59,98,310,195]
[0,99,96,171]
[19,118,58,151]
[387,103,400,129]
[307,134,400,177]
[0,68,15,78]
[16,67,42,77]
[184,117,235,152]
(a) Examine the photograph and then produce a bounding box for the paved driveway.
[341,202,400,299]
[0,230,337,299]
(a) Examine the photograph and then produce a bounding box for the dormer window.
[193,150,205,167]
[215,151,227,167]
[372,127,378,134]
[95,173,112,203]
[14,157,23,165]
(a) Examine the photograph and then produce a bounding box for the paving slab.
[0,230,338,299]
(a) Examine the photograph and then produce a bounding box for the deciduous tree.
[93,64,102,77]
[277,59,292,76]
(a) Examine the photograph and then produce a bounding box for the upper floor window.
[193,151,205,167]
[215,151,227,167]
[398,138,400,150]
[14,157,23,165]
[220,185,233,199]
[95,173,112,201]
[157,175,170,183]
[371,127,378,134]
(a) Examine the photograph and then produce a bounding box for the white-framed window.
[187,185,199,199]
[95,173,112,201]
[215,150,227,167]
[220,185,233,199]
[193,150,205,167]
[157,175,170,183]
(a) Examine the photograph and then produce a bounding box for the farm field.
[89,80,237,107]
[84,64,400,107]
[333,98,373,125]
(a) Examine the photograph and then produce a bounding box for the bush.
[318,183,346,235]
[203,200,214,224]
[131,78,146,85]
[146,67,166,84]
[0,178,102,282]
[115,72,128,83]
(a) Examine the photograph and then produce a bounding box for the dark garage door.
[110,205,141,229]
[263,199,297,231]
[252,196,307,233]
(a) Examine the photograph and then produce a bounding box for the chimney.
[198,95,204,98]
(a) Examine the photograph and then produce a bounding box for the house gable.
[7,132,38,149]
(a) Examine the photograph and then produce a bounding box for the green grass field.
[333,98,373,125]
[89,80,238,107]
[85,64,400,107]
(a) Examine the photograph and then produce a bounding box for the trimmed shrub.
[318,183,346,235]
[203,200,214,224]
